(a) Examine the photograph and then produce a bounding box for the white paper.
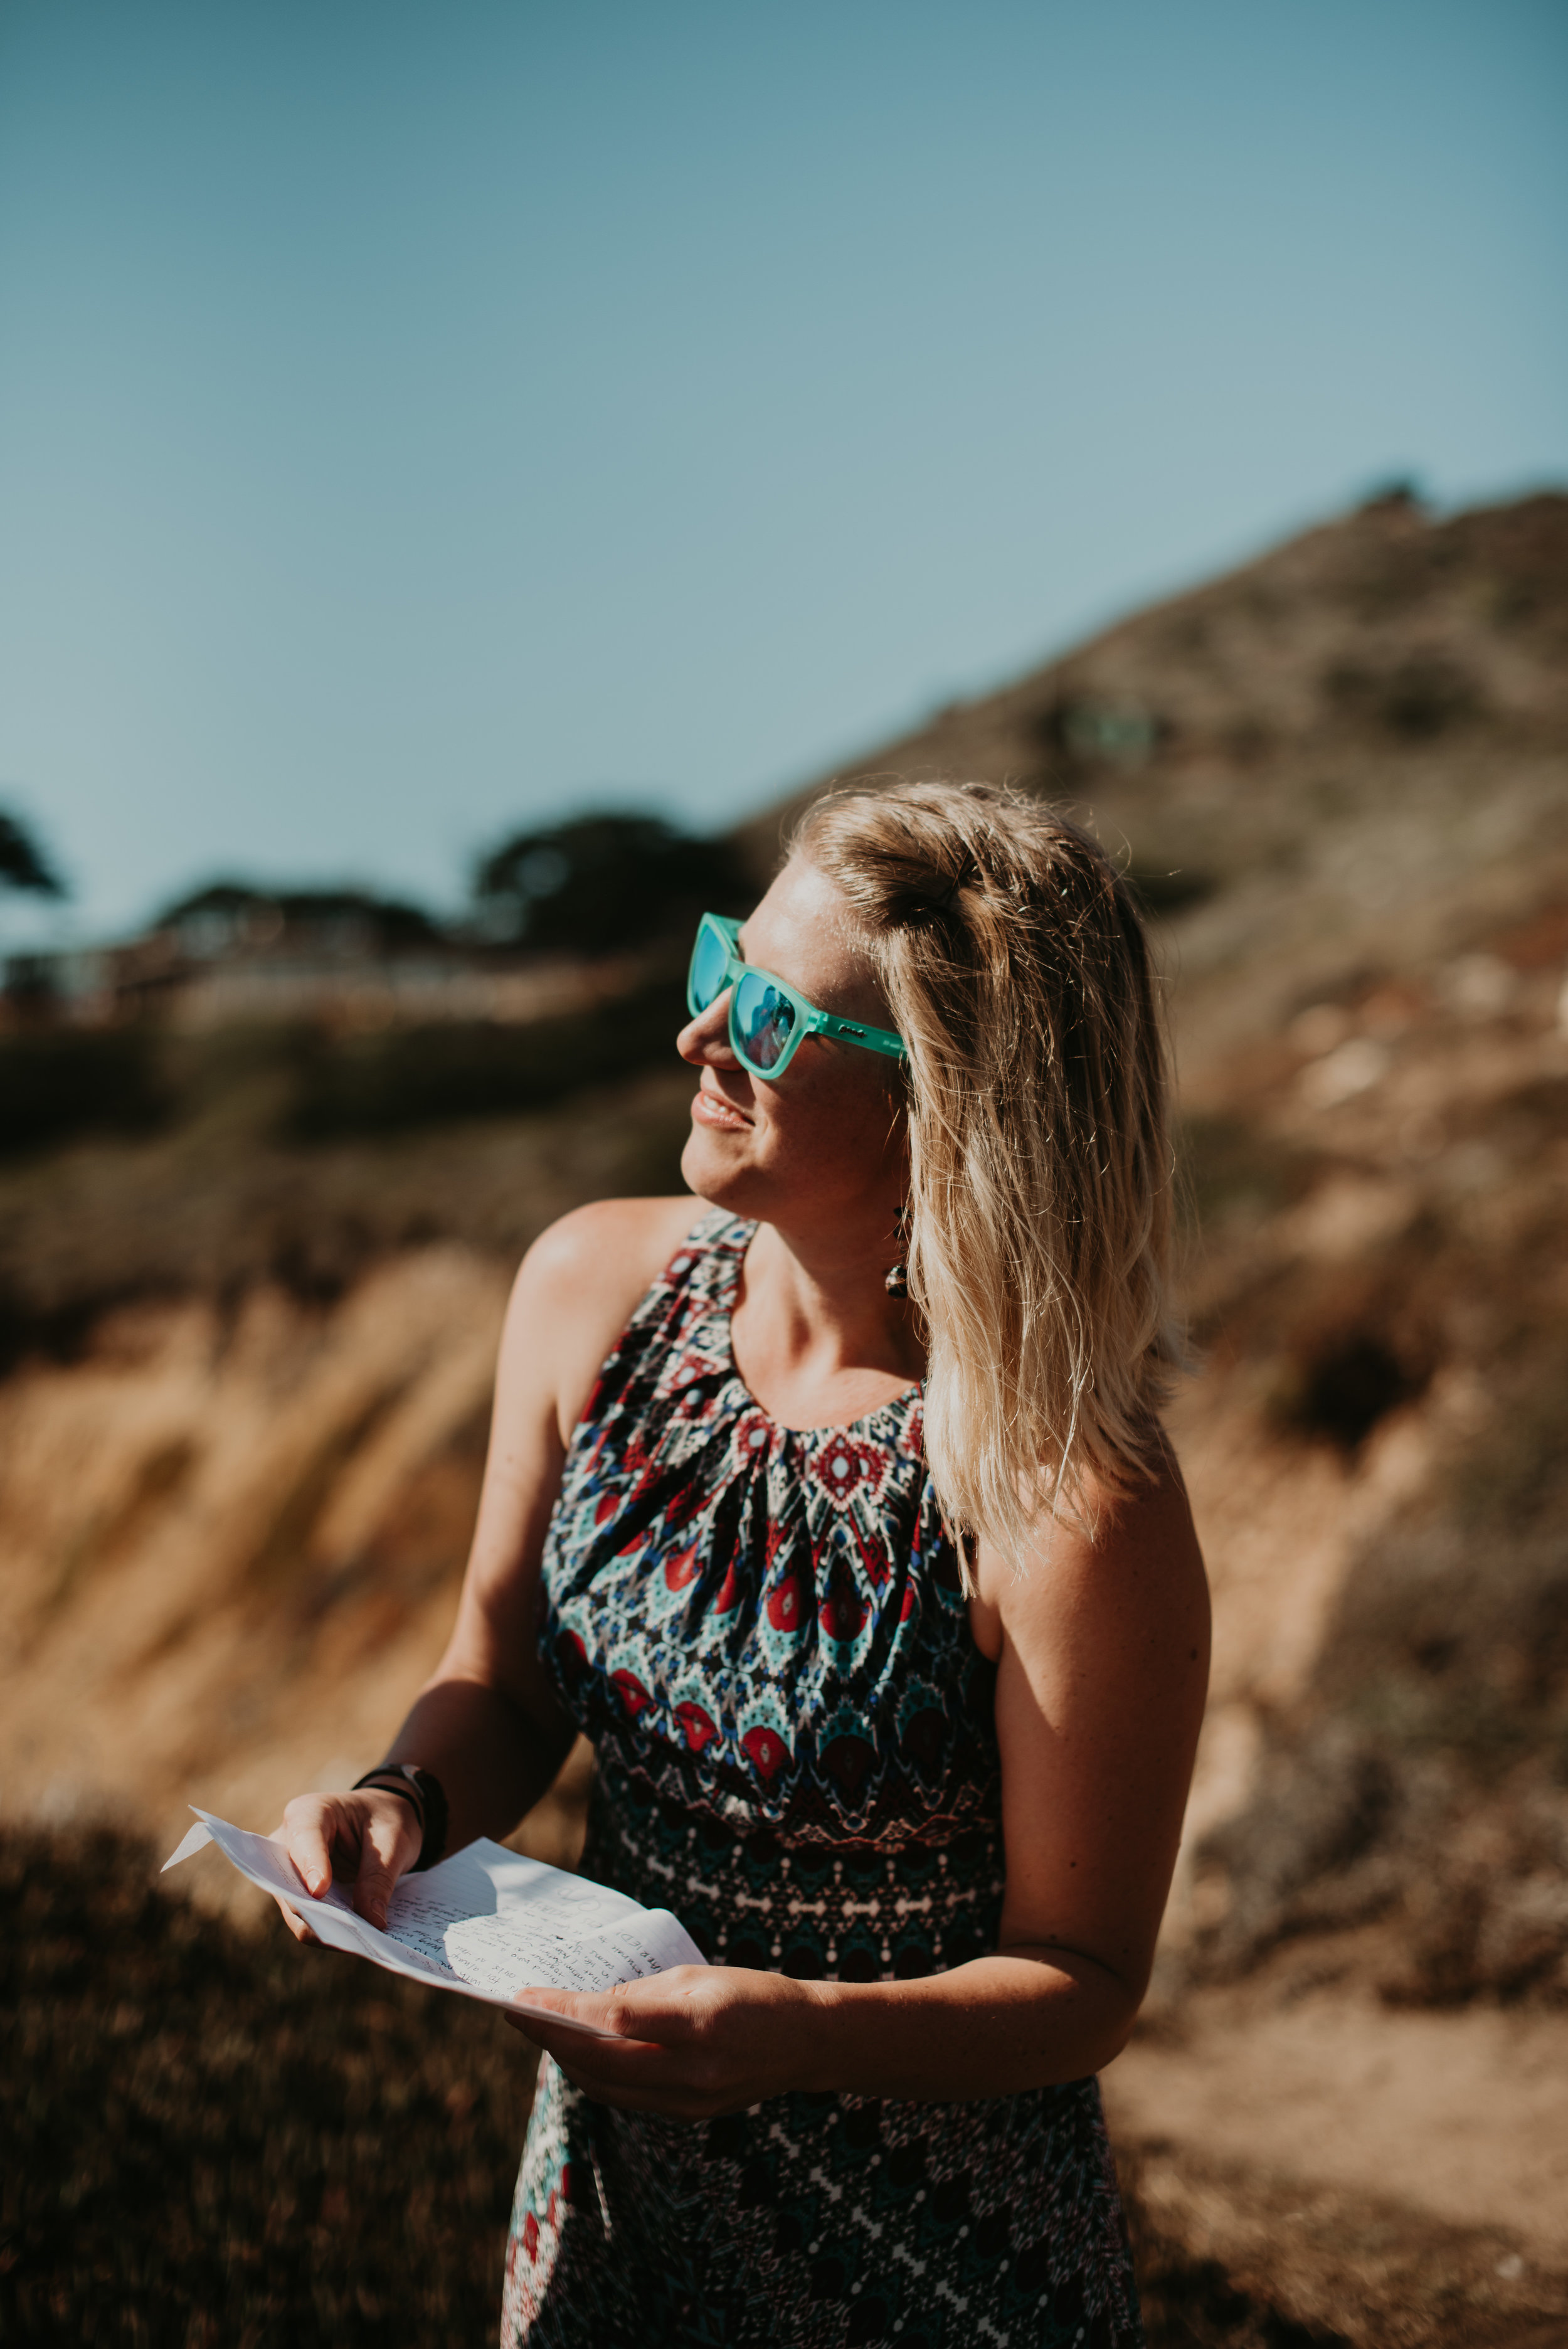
[164,1807,706,2038]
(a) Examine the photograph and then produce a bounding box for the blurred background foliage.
[469,810,754,953]
[0,809,66,902]
[0,986,695,1160]
[0,809,754,1180]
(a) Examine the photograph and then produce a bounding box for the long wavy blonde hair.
[793,778,1184,1570]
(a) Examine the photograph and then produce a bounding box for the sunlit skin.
[274,854,1210,2113]
[680,857,922,1429]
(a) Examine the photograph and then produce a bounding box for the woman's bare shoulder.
[972,1438,1209,1659]
[506,1196,712,1437]
[522,1194,706,1287]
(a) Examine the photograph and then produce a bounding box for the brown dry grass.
[1,1825,536,2346]
[5,1823,1382,2349]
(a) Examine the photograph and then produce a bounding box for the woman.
[277,778,1209,2348]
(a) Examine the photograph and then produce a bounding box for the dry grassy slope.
[0,1246,600,1885]
[0,1071,691,1870]
[739,488,1568,1059]
[2,1254,504,1840]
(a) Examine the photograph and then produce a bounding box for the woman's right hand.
[273,1788,423,1944]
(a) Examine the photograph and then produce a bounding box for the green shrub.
[0,1031,170,1157]
[282,976,689,1139]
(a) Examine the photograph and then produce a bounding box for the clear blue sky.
[1,0,1564,939]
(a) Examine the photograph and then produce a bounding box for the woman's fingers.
[271,1788,419,1944]
[507,1977,701,2045]
[351,1796,421,1930]
[277,1788,422,1933]
[506,1975,717,2098]
[517,2023,734,2120]
[270,1800,335,1944]
[553,1968,712,2034]
[275,1896,324,1946]
[504,1967,819,2119]
[282,1792,341,1899]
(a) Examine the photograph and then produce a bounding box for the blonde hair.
[794,778,1183,1570]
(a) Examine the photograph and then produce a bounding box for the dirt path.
[1105,1979,1568,2257]
[1104,1975,1568,2343]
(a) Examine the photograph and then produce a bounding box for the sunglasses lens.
[734,971,797,1071]
[689,921,731,1012]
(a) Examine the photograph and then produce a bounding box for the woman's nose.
[676,991,741,1069]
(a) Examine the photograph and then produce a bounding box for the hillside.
[739,487,1568,1076]
[4,485,1567,2344]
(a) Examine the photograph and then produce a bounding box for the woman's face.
[677,857,906,1244]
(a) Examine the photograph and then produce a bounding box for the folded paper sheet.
[164,1809,705,2038]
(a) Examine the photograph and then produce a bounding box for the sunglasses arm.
[812,1010,908,1064]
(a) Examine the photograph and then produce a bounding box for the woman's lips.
[691,1084,750,1133]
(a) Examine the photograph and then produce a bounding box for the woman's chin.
[681,1127,755,1211]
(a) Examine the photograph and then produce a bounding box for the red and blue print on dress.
[538,1211,1002,1886]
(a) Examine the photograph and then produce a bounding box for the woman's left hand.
[504,1966,829,2119]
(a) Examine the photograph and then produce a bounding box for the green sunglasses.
[686,911,908,1080]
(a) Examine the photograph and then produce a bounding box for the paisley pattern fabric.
[501,1210,1143,2348]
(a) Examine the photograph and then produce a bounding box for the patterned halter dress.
[501,1210,1143,2349]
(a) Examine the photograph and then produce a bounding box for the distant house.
[2,883,640,1031]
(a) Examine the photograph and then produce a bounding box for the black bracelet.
[352,1764,449,1872]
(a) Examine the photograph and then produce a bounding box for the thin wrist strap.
[357,1774,423,1822]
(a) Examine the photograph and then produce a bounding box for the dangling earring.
[885,1207,909,1298]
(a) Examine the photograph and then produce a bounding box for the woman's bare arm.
[277,1194,701,1931]
[802,1446,1212,2093]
